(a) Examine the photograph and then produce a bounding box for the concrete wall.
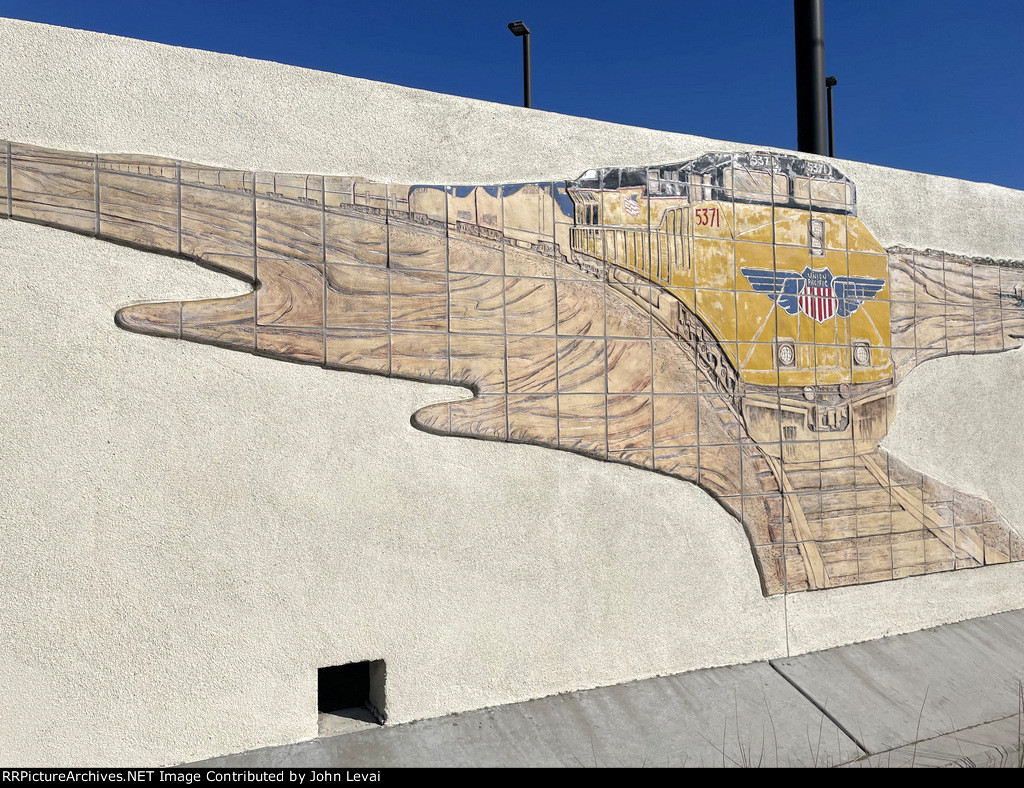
[0,18,1021,765]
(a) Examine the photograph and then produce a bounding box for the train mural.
[3,140,1023,595]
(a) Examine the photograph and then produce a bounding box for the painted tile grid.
[4,141,1024,596]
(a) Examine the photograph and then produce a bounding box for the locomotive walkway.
[194,607,1024,768]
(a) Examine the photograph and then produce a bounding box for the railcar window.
[810,179,851,209]
[688,173,714,202]
[793,177,812,207]
[572,191,600,226]
[794,177,852,210]
[773,174,789,201]
[620,170,646,188]
[724,169,789,204]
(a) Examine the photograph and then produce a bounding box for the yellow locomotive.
[216,150,896,464]
[566,152,894,462]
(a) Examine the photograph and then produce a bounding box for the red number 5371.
[694,206,722,228]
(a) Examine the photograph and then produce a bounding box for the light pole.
[794,0,828,154]
[826,75,837,157]
[508,20,531,108]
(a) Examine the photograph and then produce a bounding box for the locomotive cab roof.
[570,152,857,216]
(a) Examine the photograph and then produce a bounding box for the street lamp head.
[826,75,838,87]
[508,20,530,37]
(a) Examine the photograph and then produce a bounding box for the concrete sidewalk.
[194,608,1024,768]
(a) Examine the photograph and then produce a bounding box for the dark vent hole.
[317,660,386,726]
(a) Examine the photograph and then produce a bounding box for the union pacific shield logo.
[798,268,838,322]
[741,266,885,322]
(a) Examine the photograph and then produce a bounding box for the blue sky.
[6,0,1023,189]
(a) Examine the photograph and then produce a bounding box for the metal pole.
[794,0,828,154]
[826,76,837,157]
[522,31,531,108]
[508,21,532,108]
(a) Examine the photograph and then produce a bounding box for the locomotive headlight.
[777,342,795,367]
[853,343,871,366]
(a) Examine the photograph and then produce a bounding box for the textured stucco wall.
[0,18,1021,766]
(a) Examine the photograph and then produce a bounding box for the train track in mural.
[3,141,1022,595]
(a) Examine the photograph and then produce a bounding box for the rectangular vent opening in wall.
[317,659,386,736]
